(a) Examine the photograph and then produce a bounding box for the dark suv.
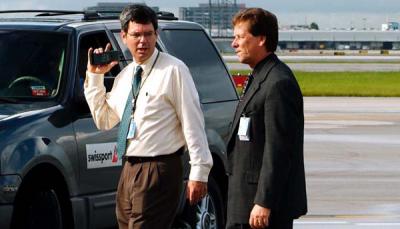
[0,10,238,229]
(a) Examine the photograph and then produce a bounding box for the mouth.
[137,47,148,53]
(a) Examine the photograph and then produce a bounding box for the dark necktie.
[241,74,254,98]
[116,65,143,158]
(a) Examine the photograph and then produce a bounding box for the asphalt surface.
[227,62,400,72]
[288,63,400,72]
[295,97,400,229]
[224,55,400,63]
[225,55,400,72]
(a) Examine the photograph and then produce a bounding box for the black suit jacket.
[226,54,307,225]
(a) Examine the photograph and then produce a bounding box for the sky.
[1,0,400,30]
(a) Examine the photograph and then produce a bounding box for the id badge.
[127,118,136,139]
[238,116,251,141]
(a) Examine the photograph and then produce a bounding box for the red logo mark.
[112,146,118,163]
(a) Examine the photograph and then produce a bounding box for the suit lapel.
[228,54,279,149]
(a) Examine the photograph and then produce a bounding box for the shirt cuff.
[189,164,212,183]
[85,71,104,87]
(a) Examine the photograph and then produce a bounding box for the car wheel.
[181,176,225,229]
[27,189,63,228]
[13,186,66,229]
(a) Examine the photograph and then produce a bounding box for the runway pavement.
[295,97,400,228]
[225,55,400,72]
[227,62,400,72]
[224,55,400,63]
[288,63,400,72]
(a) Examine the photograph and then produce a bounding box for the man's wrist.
[85,71,104,87]
[188,164,211,182]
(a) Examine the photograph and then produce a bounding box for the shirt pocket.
[141,91,164,119]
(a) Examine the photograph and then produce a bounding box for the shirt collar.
[252,53,276,77]
[134,49,159,79]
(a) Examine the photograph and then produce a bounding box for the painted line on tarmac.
[295,221,349,224]
[306,120,394,126]
[304,134,400,145]
[356,222,400,226]
[295,221,400,227]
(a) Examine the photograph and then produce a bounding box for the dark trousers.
[116,152,183,229]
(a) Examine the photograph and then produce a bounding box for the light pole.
[209,0,212,35]
[362,18,366,30]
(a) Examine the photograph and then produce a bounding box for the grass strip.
[230,70,400,97]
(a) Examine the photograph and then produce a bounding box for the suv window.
[78,31,122,92]
[0,30,67,98]
[158,29,237,103]
[112,31,132,62]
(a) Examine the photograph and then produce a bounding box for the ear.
[258,35,266,47]
[120,31,127,45]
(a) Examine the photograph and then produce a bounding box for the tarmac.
[295,97,400,229]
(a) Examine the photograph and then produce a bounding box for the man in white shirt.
[84,4,213,228]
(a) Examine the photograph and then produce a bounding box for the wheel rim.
[27,189,63,228]
[195,194,217,229]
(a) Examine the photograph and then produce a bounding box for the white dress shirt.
[84,50,213,182]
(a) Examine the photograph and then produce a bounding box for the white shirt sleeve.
[170,64,213,182]
[83,71,120,130]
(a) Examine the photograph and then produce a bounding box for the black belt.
[126,147,184,164]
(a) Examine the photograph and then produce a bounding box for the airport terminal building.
[214,30,400,53]
[279,30,400,50]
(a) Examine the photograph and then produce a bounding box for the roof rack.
[0,10,83,16]
[157,11,178,20]
[0,10,178,21]
[0,10,104,20]
[82,10,178,21]
[82,11,119,21]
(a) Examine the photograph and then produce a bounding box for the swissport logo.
[86,143,122,169]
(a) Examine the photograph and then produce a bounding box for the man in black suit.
[226,8,307,229]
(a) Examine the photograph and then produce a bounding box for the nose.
[139,35,147,43]
[231,38,238,49]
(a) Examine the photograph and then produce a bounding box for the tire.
[12,185,67,229]
[180,176,225,229]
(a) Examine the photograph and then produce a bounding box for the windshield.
[158,29,237,103]
[0,30,67,99]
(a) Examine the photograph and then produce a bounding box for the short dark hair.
[232,8,278,52]
[120,4,158,32]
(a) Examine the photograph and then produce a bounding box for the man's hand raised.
[87,43,118,74]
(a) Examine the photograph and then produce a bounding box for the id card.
[238,116,251,141]
[127,118,137,139]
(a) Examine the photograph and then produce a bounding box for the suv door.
[72,30,124,196]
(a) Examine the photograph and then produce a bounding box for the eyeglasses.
[127,31,155,40]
